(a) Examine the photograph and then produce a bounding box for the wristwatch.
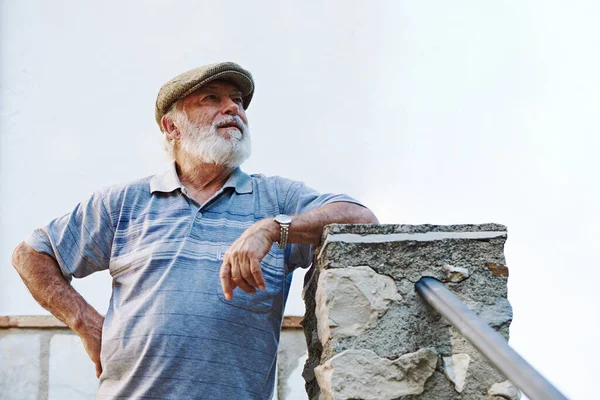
[274,214,292,249]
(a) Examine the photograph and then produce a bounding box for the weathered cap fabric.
[155,62,254,131]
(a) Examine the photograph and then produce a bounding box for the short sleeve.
[283,181,364,216]
[280,180,365,272]
[25,190,115,281]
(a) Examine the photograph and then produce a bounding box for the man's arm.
[12,242,105,377]
[280,201,378,245]
[220,202,378,299]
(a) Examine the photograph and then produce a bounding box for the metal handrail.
[415,277,568,400]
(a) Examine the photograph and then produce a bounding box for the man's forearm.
[219,201,378,298]
[273,202,379,245]
[11,242,103,335]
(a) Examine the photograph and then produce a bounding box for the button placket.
[184,194,201,236]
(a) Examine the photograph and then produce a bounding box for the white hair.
[161,103,251,168]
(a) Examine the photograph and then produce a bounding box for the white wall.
[2,1,599,399]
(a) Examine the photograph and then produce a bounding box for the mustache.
[214,115,246,131]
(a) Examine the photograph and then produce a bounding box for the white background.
[1,1,598,398]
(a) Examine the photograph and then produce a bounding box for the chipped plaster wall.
[302,224,520,400]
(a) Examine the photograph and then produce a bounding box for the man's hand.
[75,315,105,378]
[220,218,279,300]
[11,242,107,379]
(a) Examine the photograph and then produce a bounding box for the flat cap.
[155,62,254,131]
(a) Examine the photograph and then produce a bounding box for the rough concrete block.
[49,333,98,400]
[304,224,514,399]
[0,332,40,400]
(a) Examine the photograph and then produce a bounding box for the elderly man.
[12,62,377,399]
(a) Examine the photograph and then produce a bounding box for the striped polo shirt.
[26,163,361,399]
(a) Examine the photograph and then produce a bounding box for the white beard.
[177,115,251,168]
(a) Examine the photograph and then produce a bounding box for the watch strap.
[278,223,289,249]
[274,214,292,249]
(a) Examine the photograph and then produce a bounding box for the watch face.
[275,214,292,224]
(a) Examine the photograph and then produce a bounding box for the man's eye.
[203,95,218,101]
[233,97,243,104]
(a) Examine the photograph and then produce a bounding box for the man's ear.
[162,115,180,140]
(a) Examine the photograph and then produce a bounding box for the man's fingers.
[250,258,266,291]
[240,256,260,290]
[231,259,256,294]
[220,262,234,300]
[221,230,272,298]
[233,273,256,294]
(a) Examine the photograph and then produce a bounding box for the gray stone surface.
[322,223,507,236]
[0,331,41,400]
[316,265,402,345]
[488,380,521,400]
[443,354,470,393]
[301,264,324,399]
[315,348,438,400]
[48,333,98,399]
[442,264,470,283]
[304,224,513,399]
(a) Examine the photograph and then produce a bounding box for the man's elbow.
[322,202,380,224]
[12,242,27,272]
[356,206,379,224]
[12,242,38,275]
[343,203,379,224]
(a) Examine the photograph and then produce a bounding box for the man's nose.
[222,99,239,116]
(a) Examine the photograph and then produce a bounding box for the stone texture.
[0,332,41,400]
[443,263,470,283]
[321,223,507,236]
[315,348,438,400]
[301,263,323,399]
[443,353,471,392]
[488,380,521,400]
[487,263,509,277]
[303,224,513,399]
[49,333,98,399]
[477,298,513,329]
[315,265,402,345]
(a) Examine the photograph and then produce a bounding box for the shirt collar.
[149,162,182,193]
[149,162,253,194]
[221,166,253,194]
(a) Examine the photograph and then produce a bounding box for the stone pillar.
[302,224,520,400]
